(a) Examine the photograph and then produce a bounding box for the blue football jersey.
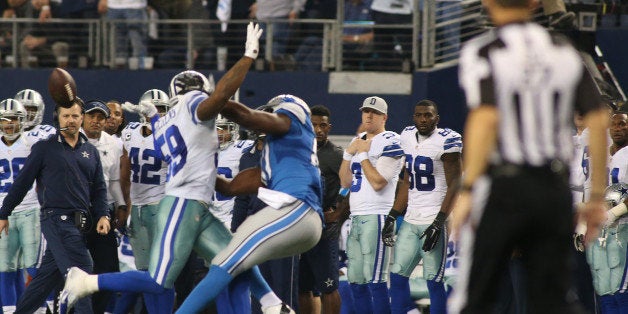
[260,102,322,214]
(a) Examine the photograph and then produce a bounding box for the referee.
[449,0,609,312]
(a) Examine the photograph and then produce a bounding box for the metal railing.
[0,3,490,72]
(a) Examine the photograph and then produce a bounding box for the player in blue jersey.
[175,94,324,313]
[60,22,298,314]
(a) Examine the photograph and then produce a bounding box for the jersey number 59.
[154,125,188,180]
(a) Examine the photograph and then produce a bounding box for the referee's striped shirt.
[458,22,603,167]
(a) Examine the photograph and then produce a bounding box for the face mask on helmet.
[139,89,170,124]
[605,183,628,208]
[14,89,44,129]
[0,99,27,140]
[168,71,215,98]
[216,114,239,150]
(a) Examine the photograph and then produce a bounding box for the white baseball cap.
[359,96,387,114]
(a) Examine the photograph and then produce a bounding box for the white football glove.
[605,202,627,227]
[122,101,158,118]
[244,22,263,59]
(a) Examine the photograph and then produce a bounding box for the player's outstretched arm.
[196,23,263,122]
[216,167,263,196]
[220,100,291,136]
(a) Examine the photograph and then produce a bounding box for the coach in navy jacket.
[0,100,110,314]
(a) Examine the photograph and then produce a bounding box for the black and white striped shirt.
[459,22,602,167]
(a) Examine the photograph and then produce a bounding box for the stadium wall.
[0,66,467,135]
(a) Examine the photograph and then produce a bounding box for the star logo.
[620,187,628,196]
[82,151,89,158]
[324,278,334,288]
[102,150,108,156]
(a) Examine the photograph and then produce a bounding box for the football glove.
[122,101,158,119]
[244,22,263,59]
[420,211,447,252]
[382,209,401,247]
[605,202,627,227]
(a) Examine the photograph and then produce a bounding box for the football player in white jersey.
[61,23,296,314]
[213,114,253,227]
[588,112,628,312]
[384,100,462,314]
[177,94,324,313]
[14,89,56,140]
[12,89,56,312]
[0,99,42,314]
[338,96,404,314]
[121,89,169,273]
[112,89,170,314]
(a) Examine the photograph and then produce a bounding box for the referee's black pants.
[461,167,586,314]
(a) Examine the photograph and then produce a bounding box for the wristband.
[356,152,369,163]
[343,150,353,161]
[388,209,402,218]
[41,5,50,11]
[338,187,349,197]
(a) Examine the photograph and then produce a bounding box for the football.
[48,68,78,108]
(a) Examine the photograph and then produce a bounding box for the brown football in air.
[48,68,77,108]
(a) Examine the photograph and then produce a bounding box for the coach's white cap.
[359,96,387,114]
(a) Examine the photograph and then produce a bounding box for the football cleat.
[59,267,98,310]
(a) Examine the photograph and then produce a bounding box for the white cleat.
[262,303,296,314]
[59,267,98,310]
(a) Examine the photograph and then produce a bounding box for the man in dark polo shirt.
[0,99,111,314]
[299,104,344,314]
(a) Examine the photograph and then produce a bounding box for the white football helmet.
[605,183,628,208]
[138,89,170,124]
[14,89,44,129]
[168,70,215,98]
[216,114,239,150]
[0,99,27,140]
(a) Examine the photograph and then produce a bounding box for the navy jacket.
[0,132,108,220]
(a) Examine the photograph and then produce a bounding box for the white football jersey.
[609,145,628,185]
[122,122,167,205]
[400,127,462,225]
[349,131,404,216]
[212,139,254,226]
[151,91,218,203]
[24,124,56,143]
[0,135,39,213]
[581,128,614,202]
[87,131,124,204]
[570,131,587,203]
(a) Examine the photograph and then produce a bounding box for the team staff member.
[299,105,343,314]
[0,99,111,314]
[82,100,128,313]
[449,0,609,311]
